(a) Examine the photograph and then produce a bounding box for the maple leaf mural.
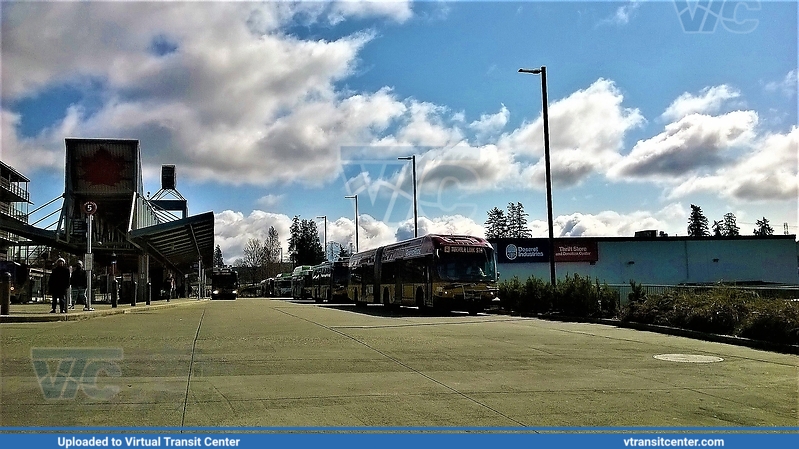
[79,147,127,186]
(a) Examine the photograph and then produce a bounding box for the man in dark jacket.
[70,260,88,309]
[49,258,70,313]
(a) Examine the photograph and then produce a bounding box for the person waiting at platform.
[70,260,88,309]
[49,258,70,313]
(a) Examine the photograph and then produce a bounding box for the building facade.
[491,235,799,286]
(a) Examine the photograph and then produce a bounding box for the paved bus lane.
[1,298,796,428]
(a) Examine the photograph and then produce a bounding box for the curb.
[538,314,799,355]
[0,299,207,323]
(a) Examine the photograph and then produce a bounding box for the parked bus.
[273,273,293,297]
[311,259,350,303]
[347,234,499,314]
[210,267,239,300]
[260,278,275,297]
[291,265,314,300]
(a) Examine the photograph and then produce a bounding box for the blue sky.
[2,1,797,262]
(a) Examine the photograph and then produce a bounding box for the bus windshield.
[435,247,497,282]
[213,273,238,289]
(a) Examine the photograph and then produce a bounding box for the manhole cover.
[653,354,723,363]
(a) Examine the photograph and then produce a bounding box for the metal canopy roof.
[129,211,214,273]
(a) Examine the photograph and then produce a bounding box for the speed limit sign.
[83,202,98,215]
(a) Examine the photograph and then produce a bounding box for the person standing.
[70,260,88,309]
[165,272,175,302]
[48,258,70,313]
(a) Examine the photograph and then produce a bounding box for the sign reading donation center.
[493,238,599,263]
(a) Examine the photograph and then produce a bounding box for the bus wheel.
[468,304,482,316]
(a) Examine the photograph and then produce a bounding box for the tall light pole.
[345,195,359,253]
[398,155,418,238]
[519,66,556,287]
[316,215,327,261]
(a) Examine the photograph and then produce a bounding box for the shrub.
[498,276,524,314]
[552,274,618,318]
[523,276,552,315]
[621,285,799,346]
[738,299,799,345]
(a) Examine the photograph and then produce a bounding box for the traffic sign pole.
[83,202,97,311]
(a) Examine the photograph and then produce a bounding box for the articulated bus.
[311,259,350,303]
[291,265,314,300]
[347,234,499,314]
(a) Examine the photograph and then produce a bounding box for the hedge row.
[622,283,799,346]
[498,273,618,318]
[497,277,799,346]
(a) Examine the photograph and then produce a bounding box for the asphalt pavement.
[1,298,796,428]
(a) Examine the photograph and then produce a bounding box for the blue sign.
[492,238,549,263]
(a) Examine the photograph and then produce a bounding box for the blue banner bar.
[1,432,798,449]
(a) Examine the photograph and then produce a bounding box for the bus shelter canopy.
[128,211,214,274]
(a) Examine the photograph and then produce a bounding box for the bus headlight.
[232,290,238,295]
[212,290,219,295]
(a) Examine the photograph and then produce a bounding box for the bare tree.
[241,238,268,283]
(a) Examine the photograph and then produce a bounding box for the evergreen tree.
[711,220,723,237]
[213,245,224,267]
[288,216,325,266]
[511,202,532,238]
[484,207,508,239]
[687,204,709,237]
[722,213,739,236]
[338,243,351,259]
[753,217,774,236]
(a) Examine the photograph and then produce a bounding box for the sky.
[2,0,797,264]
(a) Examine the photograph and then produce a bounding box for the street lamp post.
[519,66,556,288]
[398,155,418,238]
[316,215,327,261]
[344,195,359,253]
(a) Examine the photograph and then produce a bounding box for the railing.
[609,283,799,305]
[0,176,30,202]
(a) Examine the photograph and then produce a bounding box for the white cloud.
[661,85,741,122]
[597,0,642,26]
[610,110,758,180]
[547,203,688,238]
[468,105,509,142]
[256,194,284,208]
[214,210,293,263]
[1,2,406,187]
[668,127,799,202]
[764,70,798,97]
[499,78,644,188]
